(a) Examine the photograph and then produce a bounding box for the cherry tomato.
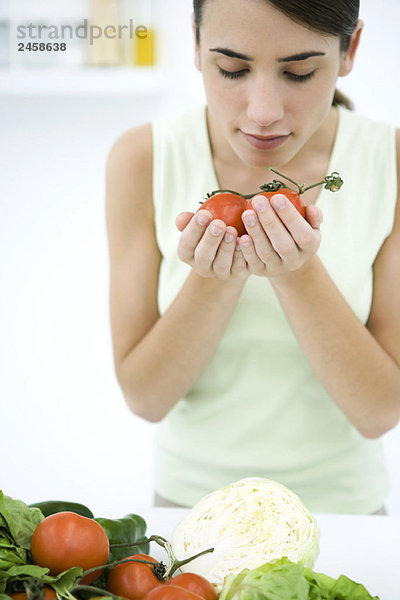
[107,554,161,600]
[198,192,248,236]
[249,188,306,218]
[169,573,217,600]
[145,586,204,600]
[10,588,57,600]
[30,511,109,584]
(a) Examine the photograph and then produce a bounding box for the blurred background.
[1,0,399,518]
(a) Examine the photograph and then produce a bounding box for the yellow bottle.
[133,26,156,66]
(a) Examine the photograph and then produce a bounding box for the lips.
[240,130,292,150]
[245,133,289,140]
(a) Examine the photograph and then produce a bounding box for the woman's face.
[194,0,355,169]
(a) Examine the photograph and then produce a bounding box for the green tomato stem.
[163,547,215,580]
[269,167,304,193]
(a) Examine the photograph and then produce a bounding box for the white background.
[1,0,399,518]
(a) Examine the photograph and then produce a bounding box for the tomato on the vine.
[197,169,343,235]
[107,554,162,600]
[30,511,109,584]
[168,573,217,600]
[145,585,204,600]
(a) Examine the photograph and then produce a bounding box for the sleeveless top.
[151,103,397,513]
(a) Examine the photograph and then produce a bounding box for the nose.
[246,74,285,127]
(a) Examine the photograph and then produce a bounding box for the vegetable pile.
[0,482,380,600]
[0,490,213,600]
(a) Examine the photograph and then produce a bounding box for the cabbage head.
[171,477,320,590]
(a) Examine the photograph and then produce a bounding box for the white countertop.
[134,508,399,600]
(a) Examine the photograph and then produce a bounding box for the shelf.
[0,65,169,96]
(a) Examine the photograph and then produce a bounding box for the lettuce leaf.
[219,557,380,600]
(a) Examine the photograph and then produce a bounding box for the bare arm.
[270,253,400,439]
[237,132,400,439]
[106,124,247,422]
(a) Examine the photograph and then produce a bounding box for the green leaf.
[2,566,50,579]
[303,568,335,599]
[0,492,43,550]
[0,548,27,570]
[330,575,380,600]
[220,558,310,600]
[42,567,83,596]
[0,566,50,595]
[219,558,381,600]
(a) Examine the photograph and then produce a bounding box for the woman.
[106,0,400,514]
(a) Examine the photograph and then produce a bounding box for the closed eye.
[217,65,316,83]
[217,66,248,79]
[285,71,315,82]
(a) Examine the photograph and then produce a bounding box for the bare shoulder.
[365,128,400,367]
[107,122,152,172]
[106,122,158,258]
[106,122,153,215]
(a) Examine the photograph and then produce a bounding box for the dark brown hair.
[193,0,360,110]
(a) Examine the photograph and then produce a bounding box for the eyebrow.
[209,48,326,62]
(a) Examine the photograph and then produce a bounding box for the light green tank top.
[151,104,397,513]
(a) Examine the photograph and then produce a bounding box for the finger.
[175,211,195,232]
[241,205,283,266]
[194,218,227,275]
[231,241,248,277]
[239,234,267,276]
[305,204,323,230]
[177,210,213,264]
[212,226,237,278]
[267,194,320,255]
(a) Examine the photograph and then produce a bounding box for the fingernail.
[252,195,267,213]
[224,232,234,243]
[243,212,257,227]
[197,213,209,226]
[241,237,251,247]
[271,194,287,210]
[210,223,223,236]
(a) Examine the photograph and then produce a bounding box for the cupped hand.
[239,193,323,279]
[175,209,248,281]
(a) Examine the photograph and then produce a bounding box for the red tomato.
[107,554,161,600]
[30,511,109,584]
[145,585,204,600]
[10,588,56,600]
[169,573,217,600]
[198,187,306,237]
[250,188,306,218]
[198,192,248,236]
